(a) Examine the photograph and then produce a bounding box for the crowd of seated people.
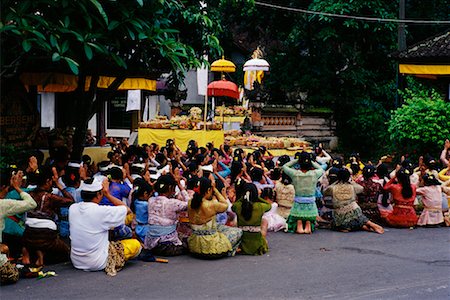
[1,138,449,284]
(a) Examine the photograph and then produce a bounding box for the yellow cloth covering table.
[214,116,245,123]
[232,147,307,157]
[138,128,224,150]
[40,146,111,164]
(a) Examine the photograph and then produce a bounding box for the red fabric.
[383,178,418,227]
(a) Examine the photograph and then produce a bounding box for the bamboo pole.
[203,94,208,131]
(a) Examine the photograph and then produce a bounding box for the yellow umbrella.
[210,56,236,73]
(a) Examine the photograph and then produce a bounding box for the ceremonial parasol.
[210,57,236,73]
[207,79,239,99]
[243,58,270,71]
[243,47,270,90]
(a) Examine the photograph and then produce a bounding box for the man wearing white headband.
[69,178,141,276]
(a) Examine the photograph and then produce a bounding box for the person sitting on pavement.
[250,166,274,192]
[188,176,242,258]
[382,168,419,228]
[356,165,384,225]
[22,166,73,267]
[2,160,38,260]
[144,174,189,256]
[0,171,37,285]
[232,183,271,255]
[261,187,286,232]
[98,166,133,241]
[282,152,324,234]
[69,178,141,276]
[416,172,449,227]
[324,168,384,234]
[130,179,153,242]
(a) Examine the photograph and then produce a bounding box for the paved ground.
[3,227,450,300]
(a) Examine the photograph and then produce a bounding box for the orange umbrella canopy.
[207,79,239,99]
[210,57,236,73]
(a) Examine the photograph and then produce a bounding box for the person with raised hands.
[416,172,449,226]
[232,183,271,255]
[69,177,141,276]
[188,176,242,258]
[282,151,324,234]
[22,166,73,267]
[324,168,384,234]
[144,174,189,256]
[382,168,418,228]
[0,171,37,284]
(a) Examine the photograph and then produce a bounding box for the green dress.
[282,160,324,232]
[232,198,271,255]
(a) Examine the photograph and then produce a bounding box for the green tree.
[388,84,450,157]
[1,0,223,159]
[212,0,448,157]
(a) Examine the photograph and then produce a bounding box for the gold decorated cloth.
[138,128,224,150]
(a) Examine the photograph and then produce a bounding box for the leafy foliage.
[346,99,390,160]
[388,84,450,156]
[1,0,223,79]
[211,0,448,157]
[0,0,225,159]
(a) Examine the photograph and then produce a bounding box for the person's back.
[148,195,186,226]
[134,199,149,241]
[99,181,130,206]
[383,168,418,228]
[232,184,271,255]
[384,179,416,205]
[275,181,295,219]
[99,167,130,206]
[233,200,270,227]
[416,173,445,226]
[283,163,323,197]
[188,196,227,225]
[281,152,324,234]
[135,200,148,225]
[328,182,357,207]
[69,201,127,270]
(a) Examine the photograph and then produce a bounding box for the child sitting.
[261,188,286,232]
[131,179,152,242]
[416,173,450,226]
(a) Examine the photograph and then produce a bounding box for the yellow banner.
[399,64,450,75]
[20,73,156,92]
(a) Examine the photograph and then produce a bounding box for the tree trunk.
[70,75,99,161]
[70,75,124,161]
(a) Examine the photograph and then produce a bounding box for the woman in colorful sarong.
[188,177,242,258]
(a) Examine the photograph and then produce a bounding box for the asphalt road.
[3,227,449,300]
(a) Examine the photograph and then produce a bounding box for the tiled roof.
[393,31,450,60]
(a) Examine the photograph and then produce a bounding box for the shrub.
[388,87,450,158]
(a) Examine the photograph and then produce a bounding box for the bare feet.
[296,227,305,234]
[296,220,304,234]
[372,224,385,234]
[35,250,44,267]
[364,221,385,234]
[304,221,312,234]
[21,247,31,265]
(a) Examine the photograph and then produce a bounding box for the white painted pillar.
[40,93,55,129]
